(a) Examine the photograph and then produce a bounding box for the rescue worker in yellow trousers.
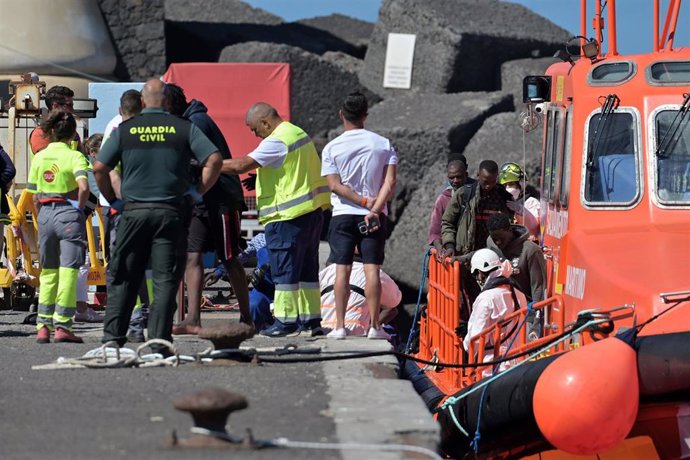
[27,110,90,343]
[221,103,330,337]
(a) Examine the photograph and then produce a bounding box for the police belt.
[124,202,182,212]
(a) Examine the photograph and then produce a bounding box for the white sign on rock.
[383,33,416,89]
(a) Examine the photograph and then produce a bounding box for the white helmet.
[470,249,502,274]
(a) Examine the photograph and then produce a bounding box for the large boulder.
[164,0,282,24]
[321,51,365,74]
[501,57,558,111]
[462,112,543,186]
[219,41,380,137]
[165,3,363,63]
[99,0,165,80]
[383,158,448,290]
[361,0,571,97]
[297,14,375,58]
[361,91,513,221]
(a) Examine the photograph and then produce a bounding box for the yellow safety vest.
[256,122,330,225]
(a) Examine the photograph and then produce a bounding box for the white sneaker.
[367,327,390,340]
[327,328,347,339]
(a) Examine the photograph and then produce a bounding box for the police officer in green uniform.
[27,110,90,344]
[94,79,222,353]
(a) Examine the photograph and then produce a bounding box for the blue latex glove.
[184,186,204,204]
[68,199,82,212]
[110,199,125,214]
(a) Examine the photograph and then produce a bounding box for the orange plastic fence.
[420,251,464,392]
[420,250,567,394]
[465,295,566,386]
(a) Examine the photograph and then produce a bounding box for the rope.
[470,385,487,452]
[258,326,576,368]
[188,427,444,459]
[271,438,443,460]
[32,339,200,370]
[440,318,606,441]
[405,248,431,354]
[636,299,686,333]
[522,123,528,210]
[471,301,533,452]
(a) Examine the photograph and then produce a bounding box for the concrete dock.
[0,309,439,460]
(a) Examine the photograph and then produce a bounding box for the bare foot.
[239,317,256,334]
[172,323,201,335]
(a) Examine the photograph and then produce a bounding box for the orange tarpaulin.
[162,63,291,207]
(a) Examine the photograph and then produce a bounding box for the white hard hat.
[470,249,502,274]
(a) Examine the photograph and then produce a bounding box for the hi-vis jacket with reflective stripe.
[256,122,330,225]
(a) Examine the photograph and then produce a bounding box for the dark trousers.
[265,209,323,323]
[102,208,186,351]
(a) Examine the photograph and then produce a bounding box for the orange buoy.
[533,337,639,455]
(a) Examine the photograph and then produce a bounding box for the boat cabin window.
[588,62,635,85]
[559,108,573,208]
[543,109,565,205]
[584,111,639,205]
[655,110,690,204]
[648,61,690,84]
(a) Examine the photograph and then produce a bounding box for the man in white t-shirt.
[321,92,398,340]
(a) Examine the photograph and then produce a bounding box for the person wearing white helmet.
[463,248,528,353]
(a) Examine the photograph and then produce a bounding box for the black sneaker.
[300,319,325,337]
[259,320,298,338]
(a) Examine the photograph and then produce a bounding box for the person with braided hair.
[27,110,90,343]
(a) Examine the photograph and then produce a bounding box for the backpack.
[458,182,477,217]
[459,182,514,218]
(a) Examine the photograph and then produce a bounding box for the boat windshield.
[655,109,690,203]
[584,111,638,204]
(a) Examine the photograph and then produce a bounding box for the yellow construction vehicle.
[0,73,106,310]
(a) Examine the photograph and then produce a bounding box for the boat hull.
[412,331,690,459]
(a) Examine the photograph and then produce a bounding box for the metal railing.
[420,252,567,393]
[1,189,108,296]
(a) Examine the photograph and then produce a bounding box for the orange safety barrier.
[420,250,465,393]
[419,250,568,394]
[465,295,566,386]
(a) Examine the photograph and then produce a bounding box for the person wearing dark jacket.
[0,145,17,257]
[441,160,513,261]
[0,145,17,216]
[164,83,253,335]
[440,160,513,329]
[486,212,546,303]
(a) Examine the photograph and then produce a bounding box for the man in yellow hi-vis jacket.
[221,103,330,337]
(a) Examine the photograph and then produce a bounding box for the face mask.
[506,185,521,200]
[474,272,486,289]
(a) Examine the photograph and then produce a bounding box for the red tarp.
[162,63,291,206]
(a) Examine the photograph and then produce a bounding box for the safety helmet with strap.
[498,162,525,185]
